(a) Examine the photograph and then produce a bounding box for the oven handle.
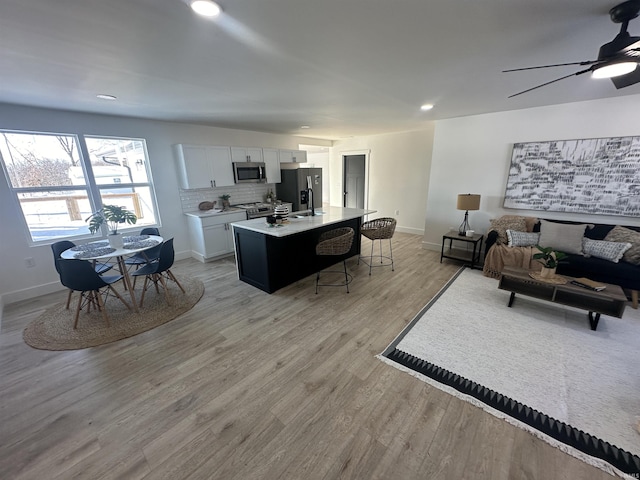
[248,211,274,219]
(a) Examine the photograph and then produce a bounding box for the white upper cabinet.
[175,144,234,189]
[231,147,264,163]
[210,147,235,186]
[263,148,281,183]
[279,149,307,163]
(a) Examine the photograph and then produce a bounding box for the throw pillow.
[523,216,539,233]
[582,238,632,263]
[490,216,527,244]
[507,230,540,247]
[604,225,640,265]
[537,220,587,255]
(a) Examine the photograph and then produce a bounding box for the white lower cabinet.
[186,212,247,262]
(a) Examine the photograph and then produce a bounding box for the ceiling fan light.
[592,61,637,79]
[190,0,221,17]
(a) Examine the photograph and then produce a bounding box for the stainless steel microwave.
[233,162,266,183]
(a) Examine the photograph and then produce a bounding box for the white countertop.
[231,206,376,237]
[184,208,244,218]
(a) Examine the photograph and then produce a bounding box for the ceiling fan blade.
[611,65,640,88]
[620,38,640,53]
[508,67,593,98]
[503,60,599,72]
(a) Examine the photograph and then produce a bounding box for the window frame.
[0,129,161,246]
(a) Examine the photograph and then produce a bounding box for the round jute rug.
[23,275,204,350]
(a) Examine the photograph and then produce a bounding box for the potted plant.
[86,204,137,248]
[219,194,231,210]
[533,245,567,279]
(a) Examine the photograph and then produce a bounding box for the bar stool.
[359,217,396,275]
[315,227,355,294]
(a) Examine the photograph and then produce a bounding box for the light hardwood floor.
[0,232,614,479]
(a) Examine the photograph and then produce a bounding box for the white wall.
[0,103,330,304]
[423,95,640,250]
[330,128,435,235]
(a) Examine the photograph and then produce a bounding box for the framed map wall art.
[503,136,640,217]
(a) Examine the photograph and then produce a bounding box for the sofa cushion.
[507,230,540,247]
[582,238,632,263]
[538,220,587,255]
[490,216,527,244]
[604,225,640,265]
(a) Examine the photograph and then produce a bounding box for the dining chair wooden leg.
[153,273,161,294]
[140,276,150,308]
[65,289,73,310]
[108,285,132,311]
[94,289,111,328]
[87,291,93,314]
[73,293,83,329]
[157,273,173,306]
[167,270,186,294]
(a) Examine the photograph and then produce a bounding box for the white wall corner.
[421,240,441,252]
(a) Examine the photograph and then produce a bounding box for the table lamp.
[457,194,481,236]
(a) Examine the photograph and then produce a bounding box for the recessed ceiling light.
[190,0,222,17]
[420,104,434,111]
[96,94,117,100]
[300,125,310,129]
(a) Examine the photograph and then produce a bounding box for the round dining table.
[60,235,163,312]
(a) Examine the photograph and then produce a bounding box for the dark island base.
[234,217,362,293]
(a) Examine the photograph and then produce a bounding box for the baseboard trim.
[3,281,65,306]
[395,226,424,236]
[421,240,441,251]
[3,251,194,306]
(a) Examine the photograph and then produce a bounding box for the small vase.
[108,233,124,249]
[540,266,556,279]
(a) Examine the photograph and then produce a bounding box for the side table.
[440,230,483,269]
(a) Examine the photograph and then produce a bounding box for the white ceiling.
[2,0,639,140]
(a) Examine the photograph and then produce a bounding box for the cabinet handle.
[210,180,213,187]
[247,155,250,161]
[213,179,217,187]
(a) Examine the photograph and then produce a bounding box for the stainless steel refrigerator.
[276,168,322,212]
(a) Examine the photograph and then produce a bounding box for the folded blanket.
[483,244,542,279]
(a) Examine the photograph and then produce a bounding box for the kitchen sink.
[294,211,325,218]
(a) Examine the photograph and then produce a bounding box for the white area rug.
[381,268,640,477]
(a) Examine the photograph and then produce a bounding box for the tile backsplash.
[179,183,275,212]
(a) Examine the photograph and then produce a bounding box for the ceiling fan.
[505,0,640,98]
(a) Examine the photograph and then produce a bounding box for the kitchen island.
[231,206,375,293]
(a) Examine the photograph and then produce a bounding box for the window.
[0,131,159,243]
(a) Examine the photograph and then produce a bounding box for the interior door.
[343,155,365,208]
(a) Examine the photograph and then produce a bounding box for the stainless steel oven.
[234,203,275,219]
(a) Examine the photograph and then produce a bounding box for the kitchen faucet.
[306,175,315,216]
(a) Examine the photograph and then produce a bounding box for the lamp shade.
[457,194,481,211]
